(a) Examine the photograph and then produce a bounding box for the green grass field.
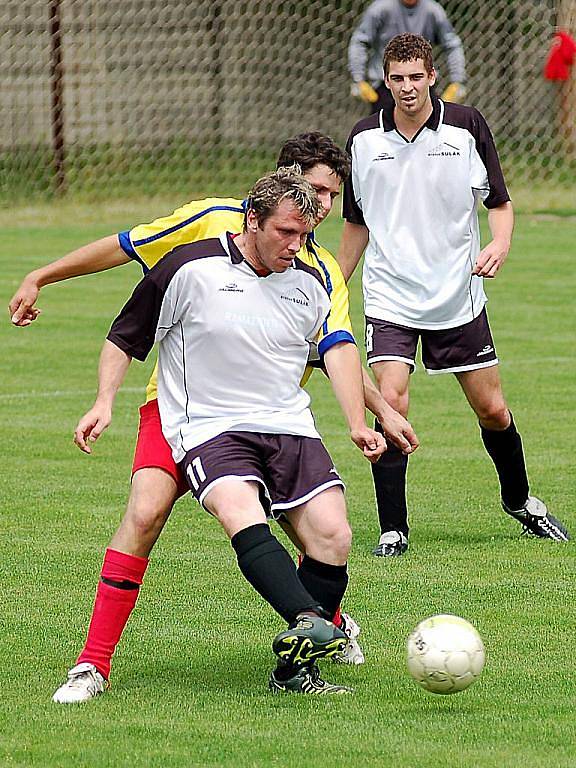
[1,200,575,767]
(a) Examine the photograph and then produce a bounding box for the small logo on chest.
[373,151,395,161]
[428,142,461,157]
[280,288,310,307]
[219,282,244,293]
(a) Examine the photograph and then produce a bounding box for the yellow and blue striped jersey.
[118,197,354,402]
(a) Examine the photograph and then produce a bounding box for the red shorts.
[132,399,189,498]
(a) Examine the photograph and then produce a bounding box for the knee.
[477,401,510,430]
[320,521,352,562]
[125,498,171,538]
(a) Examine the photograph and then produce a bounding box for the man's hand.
[441,82,467,103]
[473,238,510,278]
[9,277,41,326]
[379,409,419,454]
[351,80,379,103]
[350,426,386,463]
[74,402,112,454]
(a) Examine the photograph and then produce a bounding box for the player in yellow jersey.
[10,133,419,702]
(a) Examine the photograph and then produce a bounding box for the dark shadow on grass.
[118,647,277,697]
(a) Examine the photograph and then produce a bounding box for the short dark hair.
[383,34,434,77]
[276,132,351,183]
[244,164,321,231]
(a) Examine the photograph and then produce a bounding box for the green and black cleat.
[269,662,353,695]
[272,614,347,667]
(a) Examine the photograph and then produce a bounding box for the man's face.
[248,199,312,273]
[385,58,436,117]
[401,0,420,7]
[303,163,341,221]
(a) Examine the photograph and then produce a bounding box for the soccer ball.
[406,614,485,694]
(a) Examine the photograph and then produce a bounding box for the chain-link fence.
[1,0,574,203]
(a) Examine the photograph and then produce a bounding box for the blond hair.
[245,164,321,230]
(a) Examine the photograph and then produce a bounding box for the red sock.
[76,548,149,680]
[333,606,342,628]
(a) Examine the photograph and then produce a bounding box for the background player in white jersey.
[70,167,386,695]
[10,134,418,703]
[338,33,569,556]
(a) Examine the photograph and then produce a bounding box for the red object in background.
[544,30,576,81]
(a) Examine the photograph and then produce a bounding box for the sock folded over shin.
[76,548,149,680]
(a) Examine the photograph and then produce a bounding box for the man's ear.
[246,209,258,233]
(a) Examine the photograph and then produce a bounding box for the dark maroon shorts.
[179,431,344,517]
[365,308,498,374]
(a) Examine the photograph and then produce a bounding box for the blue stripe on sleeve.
[132,205,245,246]
[311,251,335,337]
[318,330,356,358]
[118,231,149,274]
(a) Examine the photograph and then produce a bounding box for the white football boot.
[52,662,108,703]
[333,612,365,665]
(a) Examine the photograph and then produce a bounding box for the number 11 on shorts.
[186,456,207,490]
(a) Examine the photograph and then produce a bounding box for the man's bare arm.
[361,367,419,454]
[473,202,514,278]
[336,221,369,282]
[9,235,130,326]
[323,341,385,463]
[74,339,132,454]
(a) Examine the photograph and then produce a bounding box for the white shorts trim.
[425,358,499,376]
[270,479,345,514]
[368,354,416,369]
[198,474,270,508]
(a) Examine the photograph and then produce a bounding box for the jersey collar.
[380,93,444,136]
[223,231,244,264]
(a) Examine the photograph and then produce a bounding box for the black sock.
[481,412,529,510]
[231,523,322,623]
[371,420,409,536]
[297,556,348,621]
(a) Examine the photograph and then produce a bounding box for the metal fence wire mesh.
[1,0,575,202]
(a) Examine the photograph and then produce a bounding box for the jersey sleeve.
[348,2,386,83]
[311,243,355,358]
[107,247,194,361]
[433,6,466,83]
[469,109,510,209]
[342,132,366,225]
[117,198,245,272]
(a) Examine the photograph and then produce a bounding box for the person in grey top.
[348,0,466,111]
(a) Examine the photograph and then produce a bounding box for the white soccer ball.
[406,614,485,694]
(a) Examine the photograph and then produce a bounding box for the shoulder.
[149,237,227,284]
[368,0,391,13]
[292,257,329,296]
[425,0,449,18]
[304,238,343,290]
[175,197,245,218]
[442,103,491,136]
[347,112,381,148]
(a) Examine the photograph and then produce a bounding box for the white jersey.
[108,232,338,462]
[343,97,510,330]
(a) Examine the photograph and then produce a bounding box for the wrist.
[493,236,511,251]
[94,395,114,411]
[25,270,44,289]
[349,417,367,433]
